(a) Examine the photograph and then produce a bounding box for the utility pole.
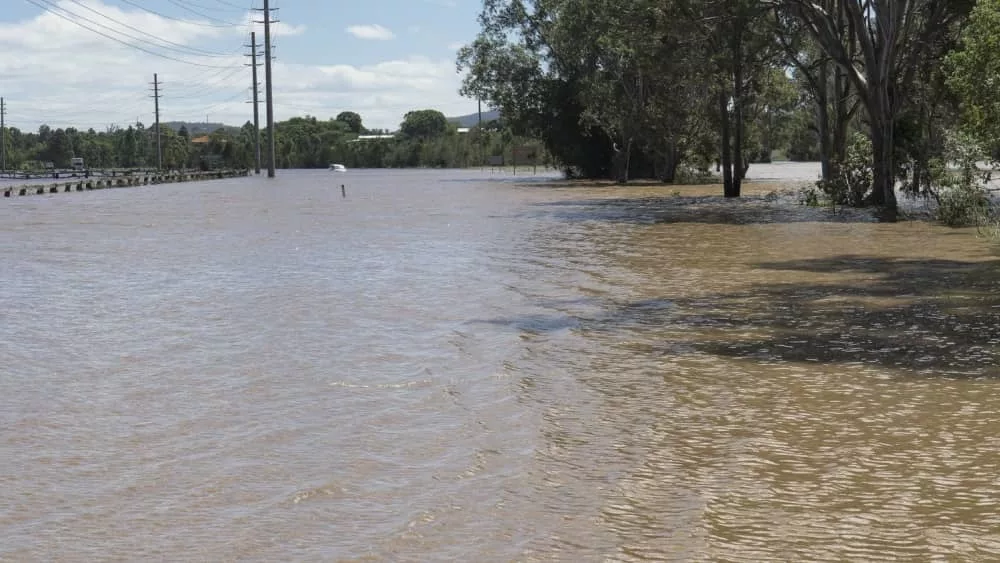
[1,97,6,173]
[150,74,162,170]
[478,98,483,170]
[245,31,262,175]
[254,0,278,178]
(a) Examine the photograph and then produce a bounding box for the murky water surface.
[2,168,999,561]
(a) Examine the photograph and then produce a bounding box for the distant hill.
[162,121,242,136]
[447,109,500,128]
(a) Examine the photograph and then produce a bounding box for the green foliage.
[816,133,873,207]
[399,110,450,140]
[786,110,821,161]
[798,185,821,207]
[946,0,1000,151]
[458,0,723,183]
[932,132,993,227]
[335,111,364,134]
[1,108,545,172]
[745,68,800,163]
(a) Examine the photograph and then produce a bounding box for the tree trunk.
[869,115,898,217]
[613,137,632,184]
[730,43,745,197]
[659,141,680,183]
[816,59,832,180]
[831,64,849,174]
[719,89,734,196]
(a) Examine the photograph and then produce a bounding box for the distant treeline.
[0,109,549,171]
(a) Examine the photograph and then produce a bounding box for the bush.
[932,132,993,227]
[674,164,716,185]
[816,133,873,207]
[937,183,991,227]
[797,185,820,207]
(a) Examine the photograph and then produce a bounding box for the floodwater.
[2,168,999,561]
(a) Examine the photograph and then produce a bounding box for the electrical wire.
[23,0,238,68]
[211,0,251,10]
[11,0,264,131]
[167,66,248,99]
[167,0,245,25]
[50,0,236,58]
[66,0,238,57]
[115,0,247,28]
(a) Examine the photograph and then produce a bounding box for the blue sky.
[0,0,483,131]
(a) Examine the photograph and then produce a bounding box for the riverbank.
[1,169,250,199]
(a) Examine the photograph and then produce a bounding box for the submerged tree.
[781,0,973,215]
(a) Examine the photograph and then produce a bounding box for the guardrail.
[2,169,250,199]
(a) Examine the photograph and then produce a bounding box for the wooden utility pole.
[1,97,6,172]
[255,0,277,178]
[246,32,262,175]
[150,74,162,170]
[478,98,483,170]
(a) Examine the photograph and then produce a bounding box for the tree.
[336,111,364,134]
[947,0,1000,153]
[783,0,973,216]
[458,0,712,182]
[41,128,73,167]
[772,4,858,180]
[399,109,450,139]
[745,67,799,162]
[690,0,782,197]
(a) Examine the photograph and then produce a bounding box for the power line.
[212,0,253,10]
[114,0,246,28]
[59,0,235,58]
[23,0,238,69]
[154,54,247,93]
[166,66,247,98]
[166,0,245,25]
[202,89,251,114]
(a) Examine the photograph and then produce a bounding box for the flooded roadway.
[2,168,999,561]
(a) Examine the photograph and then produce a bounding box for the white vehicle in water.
[329,163,347,172]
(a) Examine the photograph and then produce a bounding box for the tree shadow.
[681,256,1000,377]
[473,256,1000,377]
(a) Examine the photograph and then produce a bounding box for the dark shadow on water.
[529,195,879,225]
[683,256,1000,377]
[478,256,1000,378]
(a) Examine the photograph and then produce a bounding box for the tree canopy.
[457,0,993,215]
[0,109,547,172]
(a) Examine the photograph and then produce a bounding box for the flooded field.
[2,168,999,561]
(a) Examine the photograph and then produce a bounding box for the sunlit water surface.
[2,168,999,561]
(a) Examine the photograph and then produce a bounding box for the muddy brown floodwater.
[2,168,999,561]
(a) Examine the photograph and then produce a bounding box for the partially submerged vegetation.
[458,0,1000,224]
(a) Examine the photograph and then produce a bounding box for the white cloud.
[447,41,465,51]
[250,20,307,38]
[270,56,476,129]
[0,1,477,132]
[345,24,395,41]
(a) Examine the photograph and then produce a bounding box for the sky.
[0,0,484,132]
